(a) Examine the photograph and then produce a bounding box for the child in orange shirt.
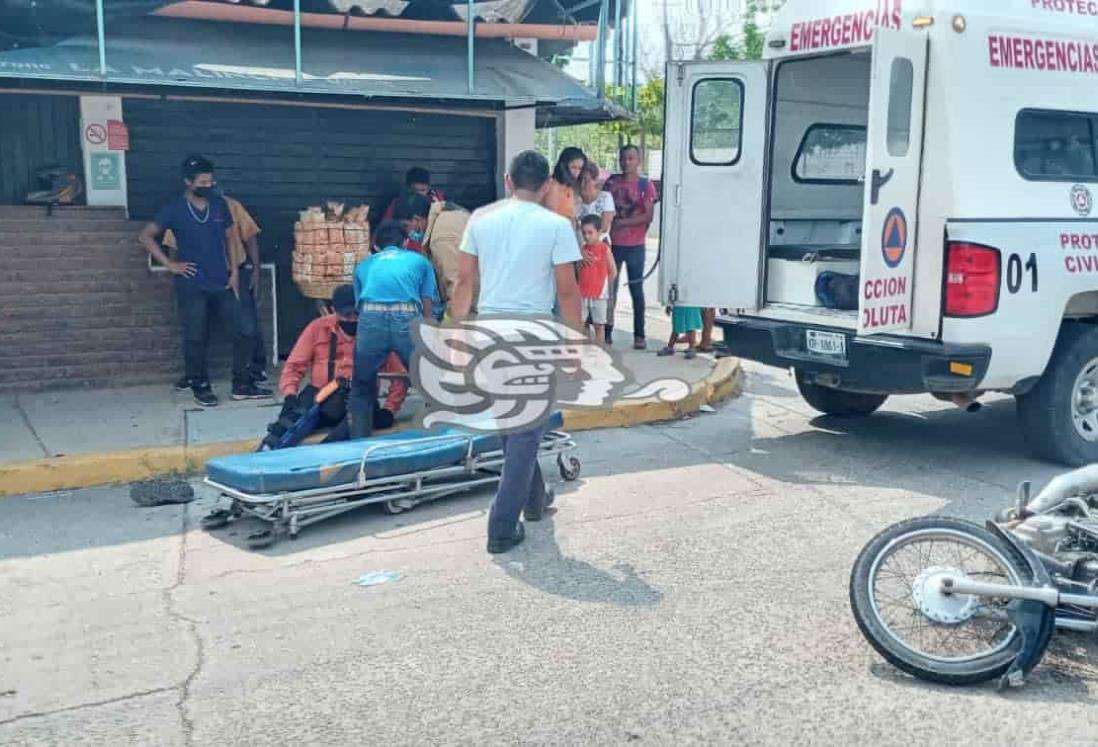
[577,215,617,344]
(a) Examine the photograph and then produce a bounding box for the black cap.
[331,284,356,314]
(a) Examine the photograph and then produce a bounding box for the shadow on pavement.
[493,513,663,607]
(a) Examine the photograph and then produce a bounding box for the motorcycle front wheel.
[849,517,1055,686]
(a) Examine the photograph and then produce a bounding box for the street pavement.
[3,359,1098,746]
[3,243,1098,745]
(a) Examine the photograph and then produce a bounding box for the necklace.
[186,199,210,224]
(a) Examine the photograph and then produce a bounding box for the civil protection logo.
[881,207,907,269]
[410,316,692,434]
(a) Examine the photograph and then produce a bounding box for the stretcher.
[201,412,580,548]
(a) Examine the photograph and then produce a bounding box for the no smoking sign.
[84,123,107,146]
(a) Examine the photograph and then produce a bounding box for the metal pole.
[595,0,609,98]
[467,0,475,93]
[630,0,639,111]
[613,0,622,90]
[293,0,302,85]
[95,0,107,77]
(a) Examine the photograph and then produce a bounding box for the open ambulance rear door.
[659,60,771,310]
[857,28,929,336]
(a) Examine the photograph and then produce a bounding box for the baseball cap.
[331,284,356,314]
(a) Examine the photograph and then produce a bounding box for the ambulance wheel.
[1017,322,1098,466]
[795,372,888,417]
[557,454,581,481]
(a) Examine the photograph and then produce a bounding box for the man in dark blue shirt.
[139,155,271,407]
[348,219,440,437]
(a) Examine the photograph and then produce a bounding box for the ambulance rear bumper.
[717,316,991,395]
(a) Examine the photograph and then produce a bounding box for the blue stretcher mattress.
[207,412,564,495]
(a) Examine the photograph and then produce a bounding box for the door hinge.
[676,63,686,84]
[669,283,679,304]
[674,184,682,207]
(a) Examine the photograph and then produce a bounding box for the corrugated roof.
[0,15,623,125]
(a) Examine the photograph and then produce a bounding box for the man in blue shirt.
[139,155,271,407]
[348,220,440,437]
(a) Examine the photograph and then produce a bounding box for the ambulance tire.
[1017,322,1098,466]
[795,372,888,417]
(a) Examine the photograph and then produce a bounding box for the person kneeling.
[268,284,407,447]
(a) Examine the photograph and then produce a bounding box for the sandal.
[633,339,647,350]
[684,349,698,360]
[657,346,675,357]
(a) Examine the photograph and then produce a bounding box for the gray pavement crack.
[0,686,177,727]
[163,503,205,747]
[13,395,49,458]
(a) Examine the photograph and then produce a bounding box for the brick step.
[0,229,142,243]
[0,261,155,276]
[0,206,128,220]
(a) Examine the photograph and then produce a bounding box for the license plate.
[805,329,847,358]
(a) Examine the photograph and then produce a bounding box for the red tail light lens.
[945,242,1000,317]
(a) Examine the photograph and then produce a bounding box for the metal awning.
[0,15,622,125]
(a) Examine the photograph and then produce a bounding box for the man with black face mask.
[139,154,271,406]
[273,284,405,443]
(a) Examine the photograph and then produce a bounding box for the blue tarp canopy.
[0,16,623,126]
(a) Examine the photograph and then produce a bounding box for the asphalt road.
[3,354,1098,745]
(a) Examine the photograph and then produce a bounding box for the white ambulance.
[659,0,1098,465]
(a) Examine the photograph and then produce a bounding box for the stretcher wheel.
[246,529,277,549]
[557,454,581,481]
[382,500,406,515]
[200,508,233,531]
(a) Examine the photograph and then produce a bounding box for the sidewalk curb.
[0,358,743,497]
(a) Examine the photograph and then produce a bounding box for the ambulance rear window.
[1015,109,1098,182]
[793,124,867,184]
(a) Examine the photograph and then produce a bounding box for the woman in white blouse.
[576,161,615,242]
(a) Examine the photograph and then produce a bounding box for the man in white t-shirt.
[450,150,583,554]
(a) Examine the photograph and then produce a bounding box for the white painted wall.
[79,95,128,209]
[498,107,536,193]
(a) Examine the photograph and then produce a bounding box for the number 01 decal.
[1007,253,1038,294]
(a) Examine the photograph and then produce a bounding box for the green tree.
[708,1,781,61]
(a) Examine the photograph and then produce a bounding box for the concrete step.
[0,206,128,220]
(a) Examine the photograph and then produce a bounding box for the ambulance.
[659,0,1098,465]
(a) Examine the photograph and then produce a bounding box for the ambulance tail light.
[944,242,1000,317]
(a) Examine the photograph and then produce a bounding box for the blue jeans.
[175,277,251,387]
[488,422,548,540]
[237,264,267,371]
[348,308,417,438]
[608,244,646,342]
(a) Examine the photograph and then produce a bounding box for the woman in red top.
[542,147,587,225]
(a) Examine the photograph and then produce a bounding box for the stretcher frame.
[202,429,581,547]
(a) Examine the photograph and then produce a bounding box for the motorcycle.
[849,465,1098,688]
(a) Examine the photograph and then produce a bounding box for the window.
[690,78,743,165]
[1015,109,1098,181]
[793,125,867,183]
[887,58,913,157]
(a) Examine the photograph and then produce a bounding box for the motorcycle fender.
[985,521,1057,686]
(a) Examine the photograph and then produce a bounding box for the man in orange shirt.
[269,285,406,444]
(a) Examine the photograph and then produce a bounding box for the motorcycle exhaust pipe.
[1027,464,1098,515]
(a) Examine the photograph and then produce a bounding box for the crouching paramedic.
[348,220,440,438]
[270,284,407,445]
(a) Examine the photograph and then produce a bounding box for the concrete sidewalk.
[0,250,739,495]
[0,347,739,497]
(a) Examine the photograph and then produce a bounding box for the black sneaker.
[232,382,274,400]
[524,485,556,522]
[487,522,526,554]
[252,369,269,384]
[174,376,191,392]
[192,384,219,407]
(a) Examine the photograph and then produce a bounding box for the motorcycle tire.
[849,516,1055,686]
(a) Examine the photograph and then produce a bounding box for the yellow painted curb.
[0,358,742,497]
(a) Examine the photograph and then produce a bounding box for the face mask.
[339,320,358,336]
[193,186,215,199]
